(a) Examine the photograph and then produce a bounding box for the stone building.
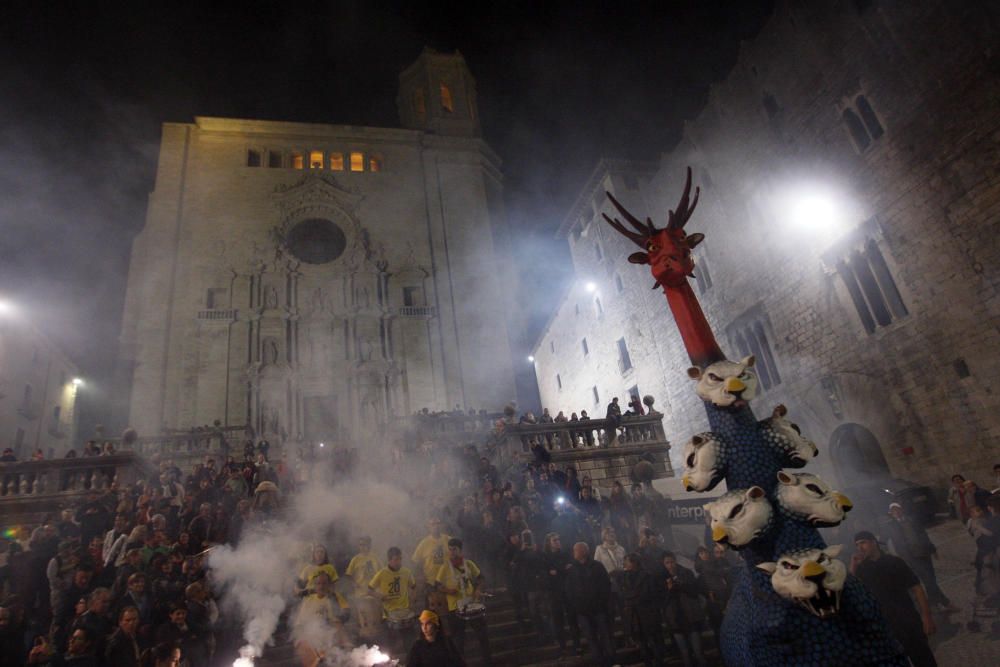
[0,310,82,459]
[119,49,520,446]
[532,0,1000,493]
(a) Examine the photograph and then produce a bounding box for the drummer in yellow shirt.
[369,547,417,655]
[434,538,492,666]
[411,518,450,599]
[346,536,383,642]
[297,544,348,612]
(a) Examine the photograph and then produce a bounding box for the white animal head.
[775,471,853,527]
[681,433,724,492]
[687,356,759,407]
[758,545,846,618]
[705,486,771,547]
[762,405,818,464]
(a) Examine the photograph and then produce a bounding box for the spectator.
[565,542,615,667]
[0,448,16,462]
[851,531,937,667]
[621,552,666,667]
[948,474,969,521]
[104,607,140,667]
[884,503,954,610]
[542,533,580,657]
[661,551,707,667]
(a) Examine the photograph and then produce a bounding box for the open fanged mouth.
[798,585,841,618]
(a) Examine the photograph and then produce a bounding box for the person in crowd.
[606,480,637,551]
[661,551,707,667]
[627,394,645,416]
[296,545,343,606]
[102,515,130,572]
[638,528,666,580]
[967,504,995,579]
[70,588,112,657]
[605,397,622,442]
[542,533,580,657]
[578,411,593,446]
[369,547,416,655]
[434,538,491,666]
[694,545,729,640]
[884,502,955,610]
[0,448,16,462]
[565,542,615,667]
[184,582,217,664]
[155,602,204,667]
[406,610,465,667]
[104,607,141,667]
[593,527,627,638]
[293,571,348,663]
[28,626,98,667]
[412,518,451,601]
[851,531,937,667]
[621,553,666,667]
[509,530,547,640]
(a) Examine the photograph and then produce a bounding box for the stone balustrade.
[0,452,156,501]
[490,413,673,488]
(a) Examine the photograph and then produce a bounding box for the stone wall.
[533,0,1000,490]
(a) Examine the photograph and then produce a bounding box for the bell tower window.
[350,152,365,172]
[440,83,454,113]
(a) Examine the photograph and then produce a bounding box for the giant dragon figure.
[603,169,907,665]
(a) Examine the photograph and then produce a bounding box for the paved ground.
[917,518,1000,667]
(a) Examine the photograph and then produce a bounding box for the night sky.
[0,1,773,425]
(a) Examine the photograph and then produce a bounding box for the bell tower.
[398,48,481,137]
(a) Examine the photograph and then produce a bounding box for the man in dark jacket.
[542,533,581,656]
[406,610,465,667]
[105,607,141,667]
[885,503,955,610]
[564,542,615,667]
[621,553,666,667]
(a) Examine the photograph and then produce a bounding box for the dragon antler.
[602,167,701,259]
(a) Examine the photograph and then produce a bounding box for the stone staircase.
[257,588,722,667]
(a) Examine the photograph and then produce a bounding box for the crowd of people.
[3,422,999,667]
[0,443,283,667]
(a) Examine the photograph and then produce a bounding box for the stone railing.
[197,308,238,321]
[0,452,157,500]
[104,426,248,469]
[397,306,437,318]
[490,413,673,488]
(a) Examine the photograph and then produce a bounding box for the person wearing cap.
[884,503,955,611]
[851,531,937,667]
[405,610,465,667]
[434,538,491,666]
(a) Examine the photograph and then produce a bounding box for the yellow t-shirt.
[298,563,348,608]
[434,559,481,612]
[294,593,338,632]
[345,553,382,595]
[369,566,415,613]
[411,534,451,581]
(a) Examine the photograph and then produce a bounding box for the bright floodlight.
[527,355,535,362]
[0,300,12,316]
[319,442,325,448]
[789,190,837,232]
[72,378,84,387]
[585,282,597,292]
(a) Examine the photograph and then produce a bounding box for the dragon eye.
[646,242,659,253]
[728,503,744,519]
[805,484,823,494]
[817,554,827,563]
[686,453,696,467]
[707,373,722,382]
[781,561,797,570]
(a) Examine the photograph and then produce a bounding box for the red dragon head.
[602,167,703,289]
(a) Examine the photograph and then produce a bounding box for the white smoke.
[209,477,430,664]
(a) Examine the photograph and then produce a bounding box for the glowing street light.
[527,355,535,363]
[0,299,13,316]
[72,378,84,387]
[585,282,597,293]
[319,442,325,448]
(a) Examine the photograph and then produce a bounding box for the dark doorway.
[303,395,339,444]
[830,423,890,480]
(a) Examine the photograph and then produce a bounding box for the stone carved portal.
[243,174,417,447]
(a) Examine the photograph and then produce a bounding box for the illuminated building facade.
[532,0,1000,492]
[0,314,82,459]
[119,49,519,445]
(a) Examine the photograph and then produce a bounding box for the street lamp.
[72,378,84,387]
[527,355,535,363]
[585,282,597,293]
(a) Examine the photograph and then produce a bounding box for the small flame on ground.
[233,645,258,667]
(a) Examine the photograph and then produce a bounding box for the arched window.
[842,109,871,152]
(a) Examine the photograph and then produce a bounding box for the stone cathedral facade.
[119,49,518,446]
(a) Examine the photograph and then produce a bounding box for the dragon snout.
[800,561,825,579]
[724,377,746,393]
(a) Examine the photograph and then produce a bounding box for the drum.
[456,601,486,621]
[356,595,382,641]
[386,608,416,631]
